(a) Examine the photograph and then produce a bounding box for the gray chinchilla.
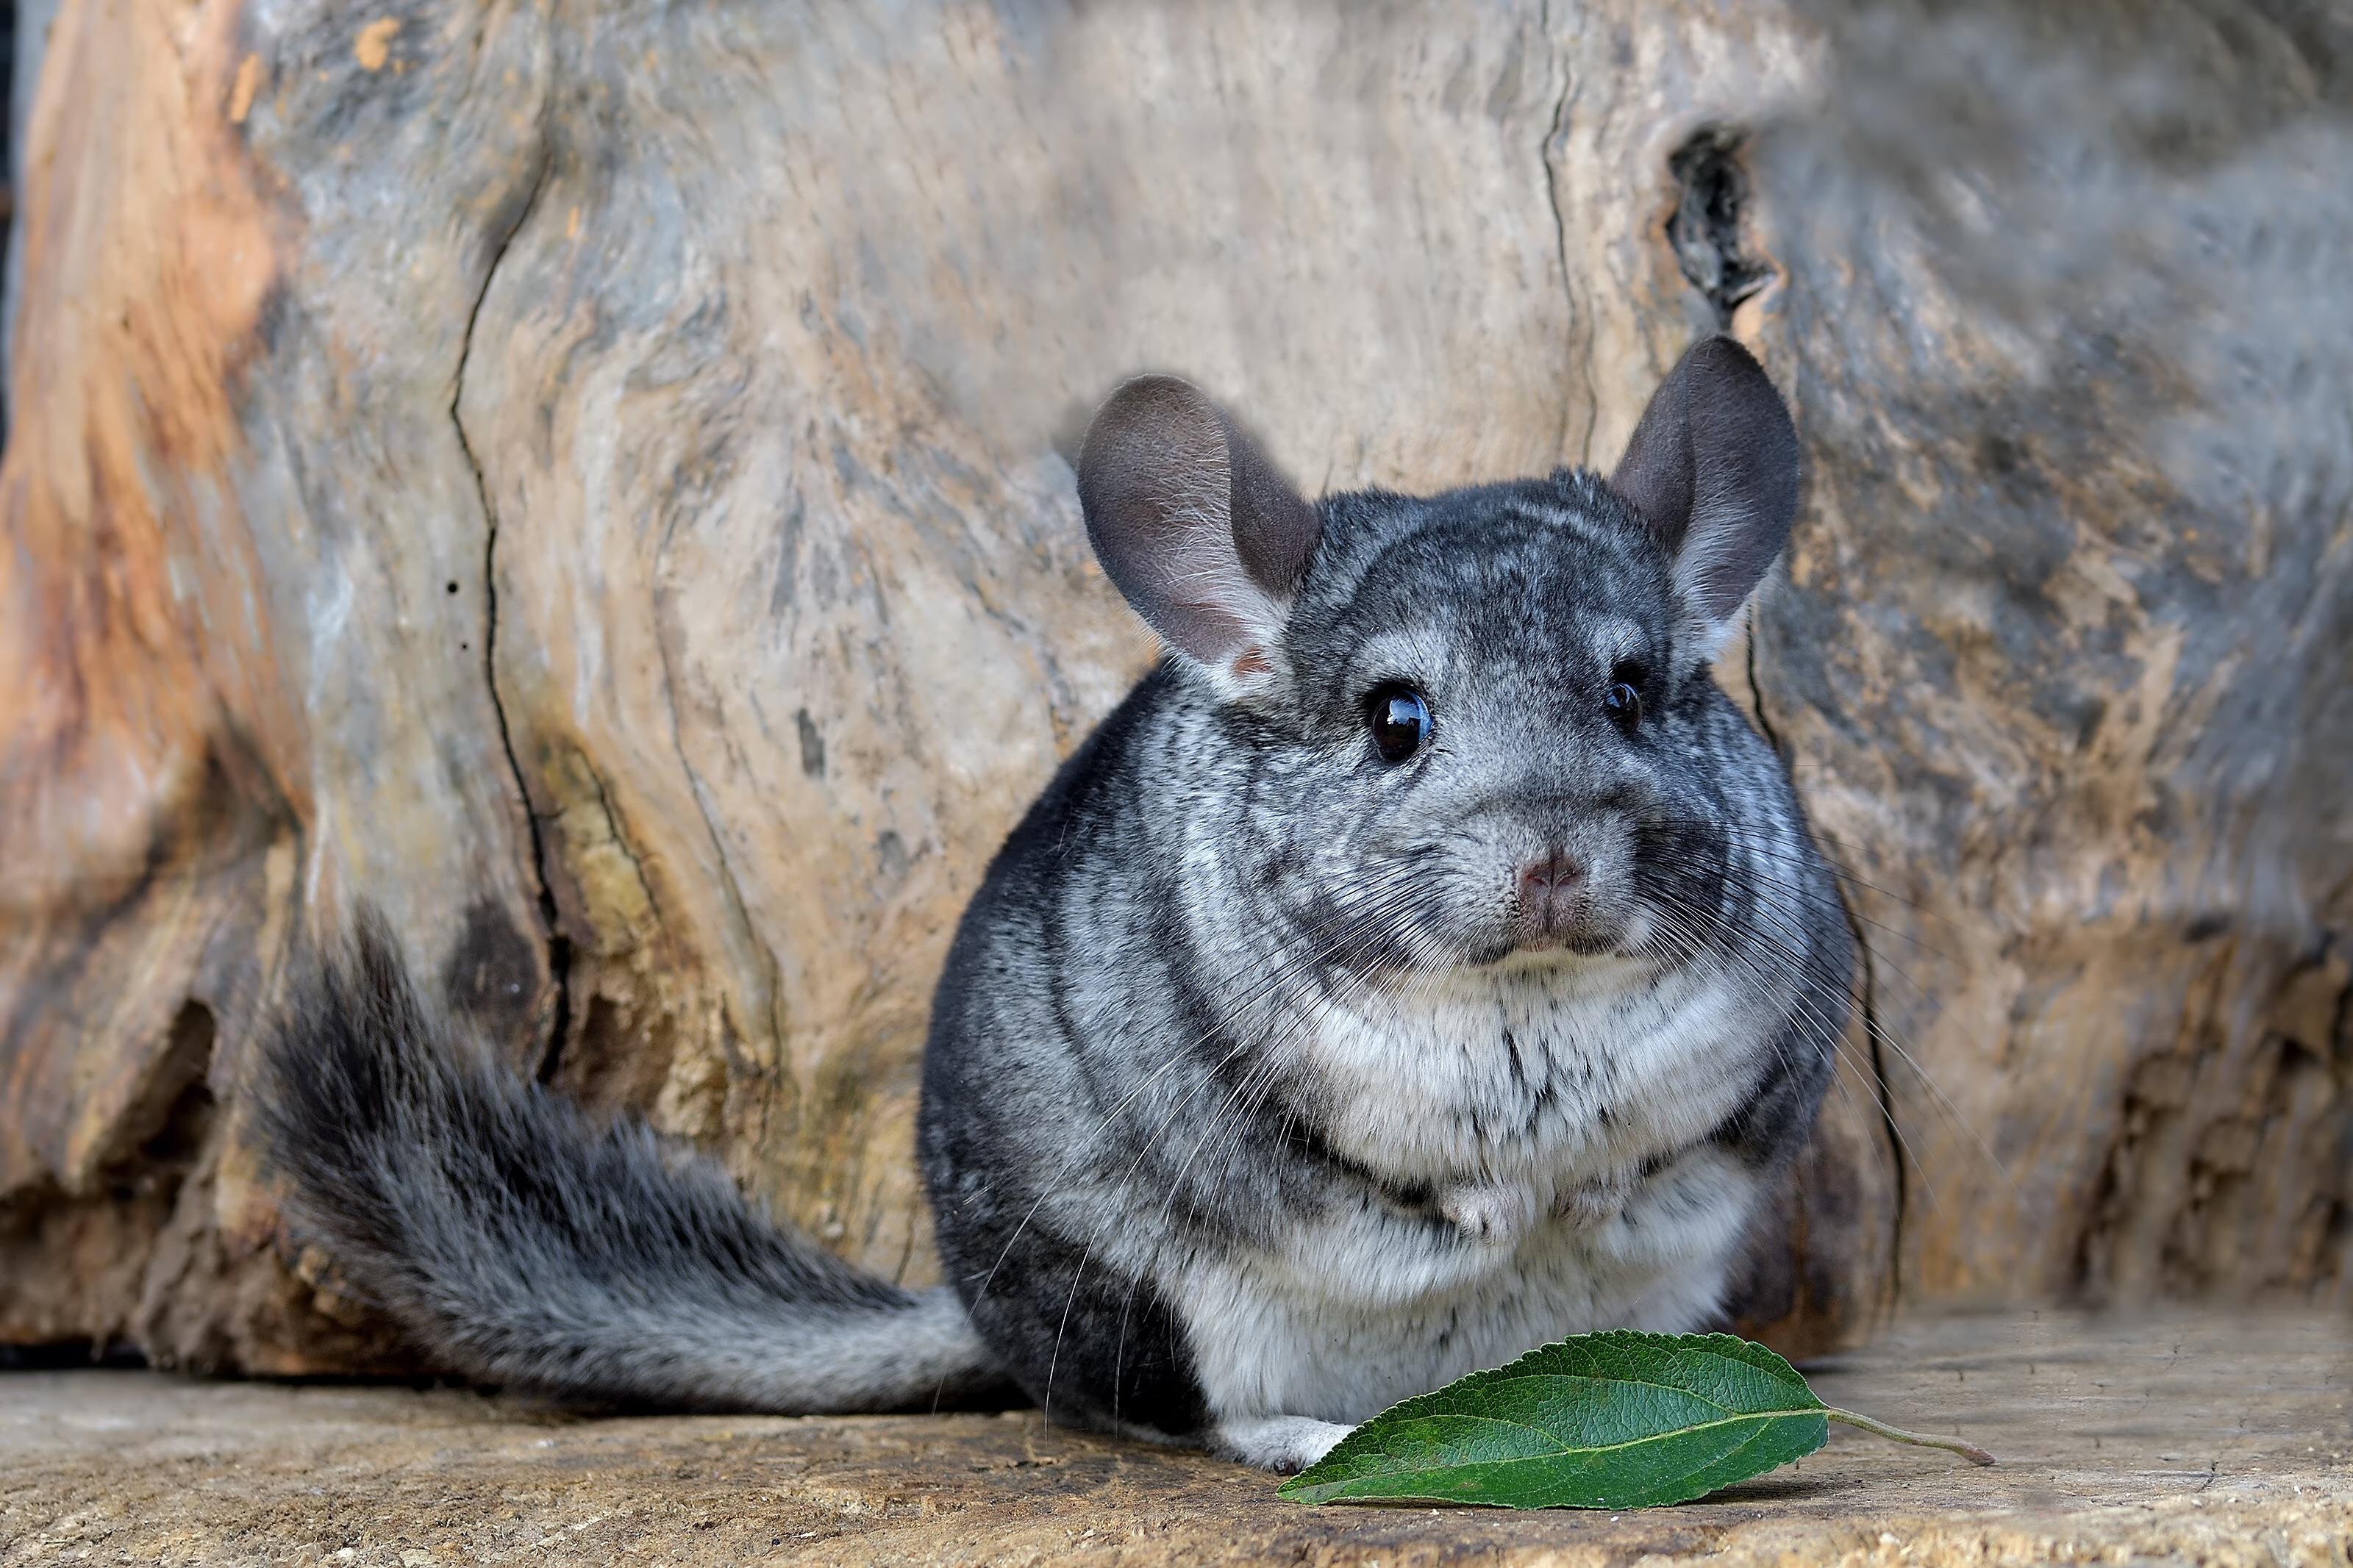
[256,334,1854,1472]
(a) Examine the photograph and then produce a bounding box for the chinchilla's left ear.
[1609,336,1801,655]
[1076,375,1321,698]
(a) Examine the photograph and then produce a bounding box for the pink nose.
[1518,848,1585,931]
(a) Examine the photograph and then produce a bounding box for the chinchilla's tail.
[252,909,1005,1412]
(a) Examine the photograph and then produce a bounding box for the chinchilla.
[256,334,1855,1472]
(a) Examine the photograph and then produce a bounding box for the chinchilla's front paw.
[1553,1169,1635,1228]
[1440,1181,1539,1246]
[1212,1414,1355,1473]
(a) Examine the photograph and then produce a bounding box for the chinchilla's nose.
[1517,847,1586,932]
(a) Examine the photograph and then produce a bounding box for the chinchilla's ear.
[1609,336,1800,656]
[1077,374,1321,695]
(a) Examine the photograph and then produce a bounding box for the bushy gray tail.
[252,912,1005,1412]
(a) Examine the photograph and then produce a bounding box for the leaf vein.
[1338,1408,1820,1475]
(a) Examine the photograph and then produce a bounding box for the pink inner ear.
[1229,645,1272,680]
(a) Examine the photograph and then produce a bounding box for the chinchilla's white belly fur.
[1177,956,1777,1425]
[1181,1192,1750,1425]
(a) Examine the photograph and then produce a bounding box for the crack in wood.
[451,140,565,1080]
[1744,601,1907,1311]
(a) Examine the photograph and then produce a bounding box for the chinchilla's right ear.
[1077,375,1321,698]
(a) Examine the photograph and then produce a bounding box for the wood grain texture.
[1752,0,2353,1309]
[1,0,2340,1375]
[10,1311,2349,1564]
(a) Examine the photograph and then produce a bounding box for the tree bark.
[1,0,2343,1374]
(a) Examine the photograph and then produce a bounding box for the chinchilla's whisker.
[1710,854,1966,974]
[1065,871,1433,1236]
[1642,809,1950,914]
[1196,892,1463,1188]
[1099,881,1441,1411]
[1707,863,1930,998]
[1638,898,1917,1212]
[1147,884,1436,1220]
[1635,907,1863,1182]
[1640,898,1904,1196]
[1643,817,1965,962]
[1709,885,1995,1188]
[969,862,1433,1320]
[1091,862,1466,1423]
[1643,884,1985,1209]
[1634,906,1857,1210]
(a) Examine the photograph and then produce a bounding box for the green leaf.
[1278,1331,1829,1509]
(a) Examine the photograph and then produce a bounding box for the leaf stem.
[1827,1407,1995,1467]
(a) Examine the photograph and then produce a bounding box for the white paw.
[1212,1414,1355,1474]
[1441,1181,1538,1245]
[1553,1170,1635,1227]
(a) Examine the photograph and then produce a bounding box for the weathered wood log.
[11,1310,2349,1561]
[0,0,2343,1375]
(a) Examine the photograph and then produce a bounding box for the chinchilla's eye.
[1604,678,1643,729]
[1365,684,1432,763]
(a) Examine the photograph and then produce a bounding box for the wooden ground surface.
[2,1309,2346,1566]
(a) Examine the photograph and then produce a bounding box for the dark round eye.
[1604,680,1643,728]
[1366,685,1432,763]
